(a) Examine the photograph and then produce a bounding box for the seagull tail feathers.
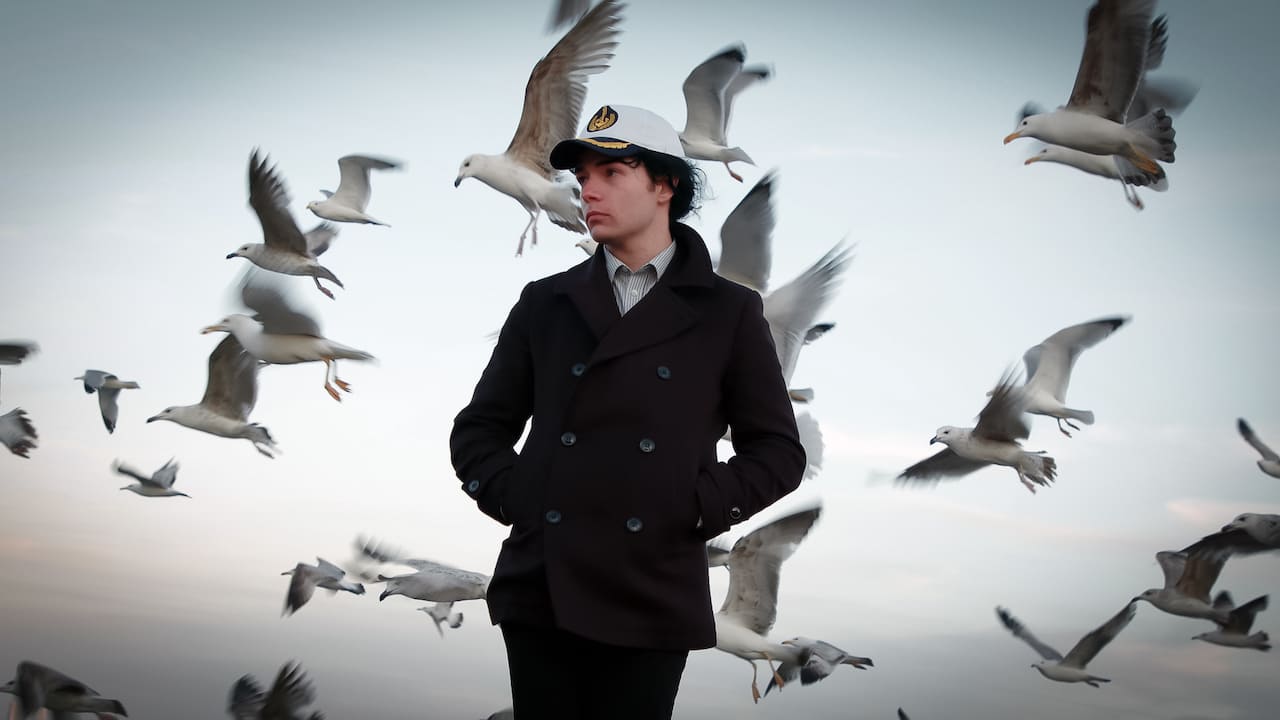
[1019,453,1057,486]
[1061,408,1095,426]
[1128,108,1176,162]
[1114,156,1166,191]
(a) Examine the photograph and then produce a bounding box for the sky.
[1,0,1279,718]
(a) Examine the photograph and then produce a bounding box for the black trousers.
[501,622,689,720]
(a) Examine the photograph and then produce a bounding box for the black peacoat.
[450,223,805,651]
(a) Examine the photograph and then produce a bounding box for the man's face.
[573,151,671,245]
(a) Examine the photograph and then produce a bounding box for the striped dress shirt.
[601,241,677,315]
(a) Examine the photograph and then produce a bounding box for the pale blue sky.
[2,1,1279,718]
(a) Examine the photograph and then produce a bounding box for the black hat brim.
[549,137,640,170]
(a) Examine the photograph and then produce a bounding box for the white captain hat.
[549,104,686,169]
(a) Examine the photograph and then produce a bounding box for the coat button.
[545,510,562,524]
[466,480,480,494]
[571,362,586,377]
[729,506,742,520]
[656,365,671,380]
[625,517,643,533]
[638,438,655,453]
[561,432,577,447]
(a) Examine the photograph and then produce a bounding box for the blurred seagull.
[203,273,374,402]
[795,411,824,480]
[227,151,344,300]
[1134,550,1231,624]
[146,335,278,458]
[306,154,401,226]
[713,504,827,702]
[356,536,490,602]
[1182,513,1280,560]
[764,637,872,696]
[1193,595,1271,651]
[418,602,464,637]
[1,660,128,719]
[282,558,365,616]
[112,458,189,498]
[1017,316,1128,437]
[1,408,38,458]
[0,341,36,405]
[454,0,623,256]
[995,603,1137,687]
[227,662,324,720]
[1004,0,1175,177]
[680,45,771,182]
[897,371,1057,493]
[1237,419,1280,478]
[74,370,140,434]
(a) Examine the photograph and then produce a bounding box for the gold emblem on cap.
[587,105,618,132]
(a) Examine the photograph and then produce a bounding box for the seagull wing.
[201,335,260,422]
[763,243,853,386]
[0,341,37,365]
[723,64,771,133]
[228,675,266,719]
[1023,316,1128,404]
[248,150,310,256]
[1182,528,1271,561]
[96,385,121,433]
[152,458,179,488]
[111,460,151,484]
[795,411,824,480]
[1061,602,1136,668]
[1222,596,1268,634]
[303,223,338,258]
[974,370,1031,442]
[239,273,323,337]
[1238,418,1280,462]
[896,447,990,485]
[718,505,821,636]
[716,170,776,293]
[331,155,399,212]
[78,369,108,393]
[261,662,316,719]
[681,45,743,144]
[506,0,623,176]
[315,557,346,580]
[1174,550,1226,603]
[1127,75,1197,119]
[995,606,1064,661]
[285,563,318,614]
[1066,0,1156,122]
[0,408,38,457]
[1154,550,1187,589]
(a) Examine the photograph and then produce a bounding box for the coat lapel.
[588,284,698,365]
[559,251,620,341]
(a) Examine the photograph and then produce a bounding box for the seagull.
[1193,595,1271,651]
[112,458,189,498]
[146,335,278,458]
[1,661,128,719]
[764,637,872,696]
[1182,513,1280,560]
[680,45,771,182]
[418,602,464,637]
[795,411,824,480]
[715,172,777,293]
[227,662,325,720]
[454,0,623,256]
[1004,0,1175,177]
[1018,316,1128,436]
[306,154,401,226]
[995,602,1137,687]
[227,151,344,300]
[712,504,822,703]
[0,408,37,458]
[1134,550,1232,624]
[898,710,910,720]
[74,370,140,434]
[282,558,366,615]
[897,370,1058,493]
[1237,419,1280,478]
[0,341,36,405]
[202,272,374,402]
[356,535,491,603]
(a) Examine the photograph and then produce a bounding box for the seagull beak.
[200,324,224,335]
[1221,524,1235,532]
[145,415,158,423]
[453,176,463,188]
[1023,155,1042,165]
[225,252,237,259]
[379,589,390,601]
[929,436,940,445]
[1003,131,1022,144]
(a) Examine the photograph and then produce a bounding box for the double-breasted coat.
[450,223,805,651]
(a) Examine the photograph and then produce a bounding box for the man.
[450,104,805,719]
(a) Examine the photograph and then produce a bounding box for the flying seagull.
[897,370,1057,493]
[282,558,366,616]
[146,335,278,458]
[419,602,464,637]
[1018,316,1128,436]
[680,45,771,182]
[1237,419,1280,478]
[356,536,490,603]
[1182,513,1280,561]
[307,154,402,226]
[0,341,36,405]
[1193,595,1271,651]
[1,660,128,719]
[74,370,140,434]
[227,662,324,720]
[1134,550,1232,624]
[113,458,190,498]
[764,637,872,696]
[0,408,37,458]
[454,0,623,256]
[995,602,1137,686]
[1004,0,1175,177]
[202,272,374,402]
[227,150,344,299]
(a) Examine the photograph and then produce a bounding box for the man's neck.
[600,222,674,271]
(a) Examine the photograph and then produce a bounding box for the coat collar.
[554,223,715,364]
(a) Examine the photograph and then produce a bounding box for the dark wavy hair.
[622,150,705,224]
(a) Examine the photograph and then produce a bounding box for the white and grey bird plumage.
[995,602,1137,686]
[357,536,490,603]
[1018,316,1128,436]
[418,602,464,637]
[1183,513,1280,560]
[227,150,344,299]
[1237,419,1280,478]
[794,411,824,480]
[1134,550,1232,624]
[1193,595,1271,651]
[306,154,401,226]
[112,457,189,498]
[282,558,365,615]
[146,335,278,458]
[897,370,1058,493]
[764,637,872,696]
[227,662,324,720]
[680,45,771,182]
[74,369,140,434]
[1,661,127,720]
[454,0,623,256]
[1,408,38,458]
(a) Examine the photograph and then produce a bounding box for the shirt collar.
[602,240,677,280]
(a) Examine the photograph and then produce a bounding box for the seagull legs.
[724,161,744,182]
[1017,470,1038,494]
[1120,181,1144,211]
[749,661,762,703]
[516,207,544,257]
[322,358,353,401]
[312,276,336,300]
[764,653,786,694]
[1056,417,1081,437]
